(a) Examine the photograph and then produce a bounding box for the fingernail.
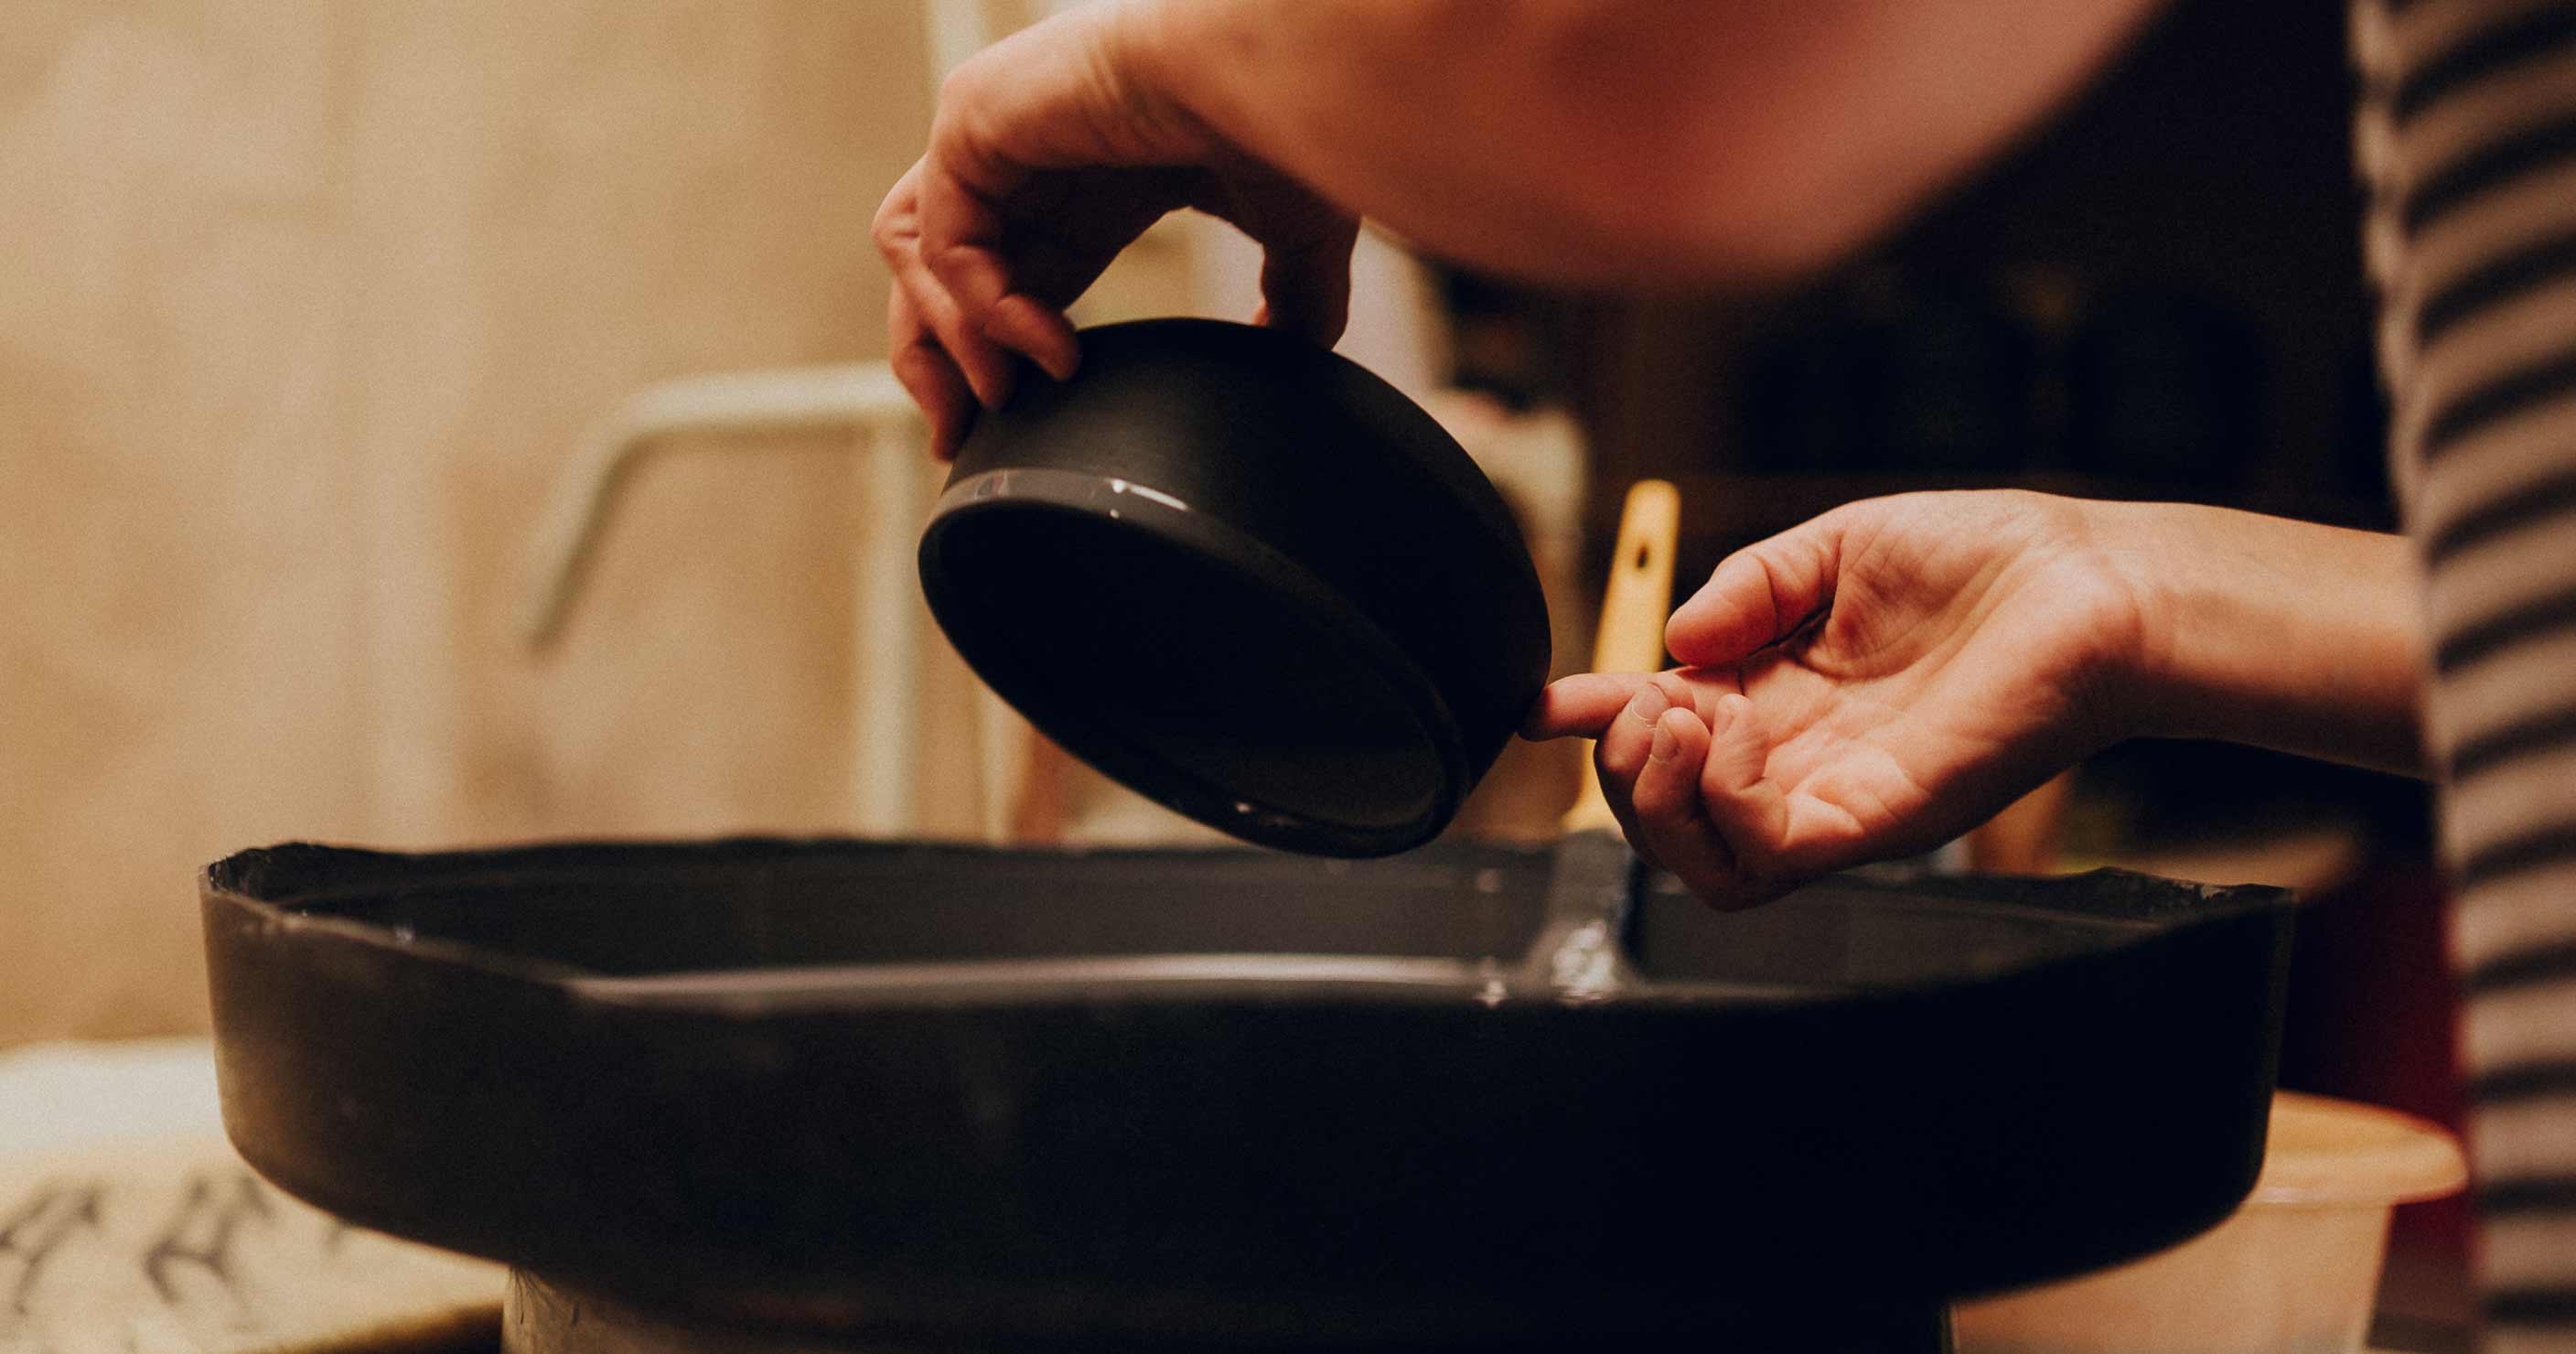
[1626,686,1670,724]
[1649,722,1677,763]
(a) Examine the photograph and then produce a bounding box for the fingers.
[1667,511,1846,669]
[1595,672,1708,863]
[886,284,974,460]
[985,293,1081,382]
[903,10,1206,388]
[1177,161,1360,350]
[1693,692,1803,909]
[1627,706,1743,900]
[1591,679,1675,855]
[1551,678,1842,912]
[879,163,1024,410]
[877,159,1075,458]
[1256,222,1359,348]
[877,0,1361,448]
[918,156,1087,393]
[1521,672,1658,739]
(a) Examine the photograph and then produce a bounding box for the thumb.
[1667,511,1845,669]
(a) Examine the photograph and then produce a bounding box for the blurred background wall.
[0,3,932,1044]
[0,1,1526,1049]
[0,0,2477,1330]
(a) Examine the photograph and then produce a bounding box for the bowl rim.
[2248,1090,2470,1208]
[919,464,1471,857]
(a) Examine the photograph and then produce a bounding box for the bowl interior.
[255,840,2206,996]
[922,500,1450,853]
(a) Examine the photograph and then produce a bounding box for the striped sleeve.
[2356,0,2576,1347]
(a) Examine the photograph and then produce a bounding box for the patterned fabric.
[2355,0,2576,1346]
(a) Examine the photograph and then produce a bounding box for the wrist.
[2083,500,2428,775]
[2081,499,2195,745]
[1100,0,1229,149]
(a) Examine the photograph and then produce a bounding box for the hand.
[872,0,1358,457]
[1526,490,2149,909]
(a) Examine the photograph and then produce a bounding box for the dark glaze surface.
[216,838,2194,989]
[921,510,1446,840]
[202,838,2292,1348]
[918,319,1550,857]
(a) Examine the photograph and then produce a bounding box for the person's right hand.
[1526,490,2151,909]
[872,0,1358,457]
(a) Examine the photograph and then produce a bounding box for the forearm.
[1123,0,2163,283]
[2097,501,2428,777]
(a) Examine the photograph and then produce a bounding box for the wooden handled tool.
[1562,478,1682,835]
[1528,479,1681,997]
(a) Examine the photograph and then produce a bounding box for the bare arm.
[2097,501,2428,778]
[877,0,2164,452]
[1526,494,2426,908]
[1132,0,2168,282]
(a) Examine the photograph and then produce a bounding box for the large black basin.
[202,839,2292,1349]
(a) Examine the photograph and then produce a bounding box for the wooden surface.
[0,3,937,1045]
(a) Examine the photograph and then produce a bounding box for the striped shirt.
[2355,0,2576,1346]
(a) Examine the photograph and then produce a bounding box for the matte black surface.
[204,839,2292,1349]
[918,319,1551,857]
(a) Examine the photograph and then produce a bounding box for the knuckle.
[921,238,981,290]
[871,174,921,245]
[1646,672,1696,712]
[934,56,992,113]
[889,342,942,384]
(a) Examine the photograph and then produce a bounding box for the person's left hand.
[1525,491,2149,909]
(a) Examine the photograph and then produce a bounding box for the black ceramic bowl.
[918,318,1551,857]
